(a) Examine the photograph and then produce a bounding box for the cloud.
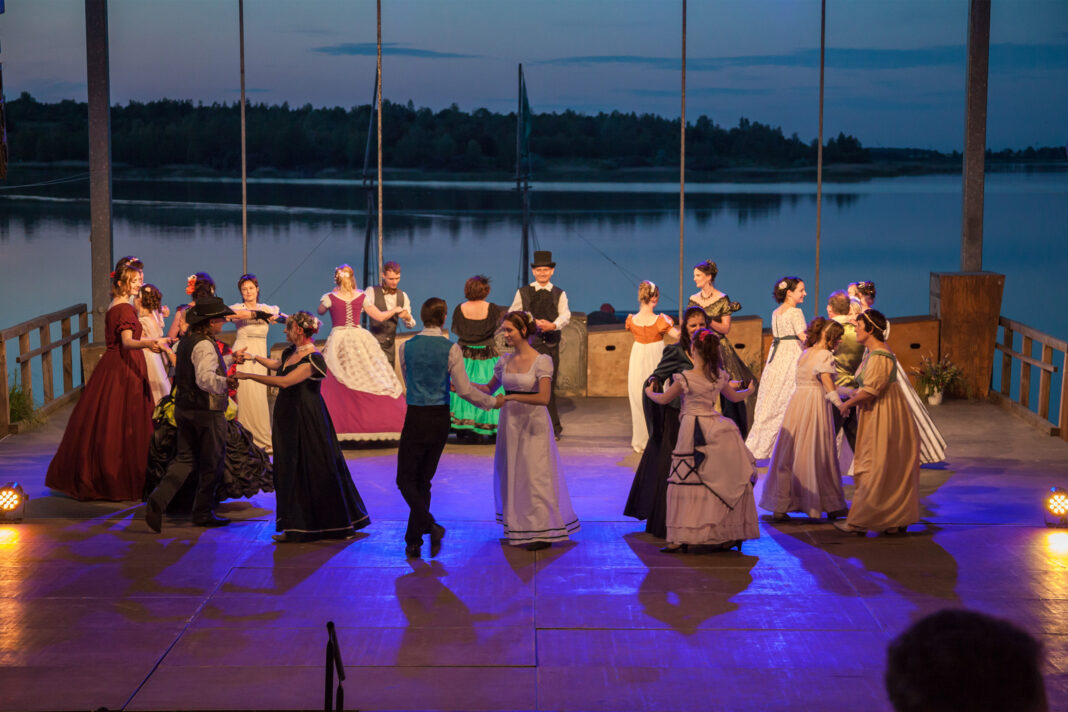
[539,42,1068,72]
[311,42,478,59]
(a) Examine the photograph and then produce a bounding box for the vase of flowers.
[913,353,963,405]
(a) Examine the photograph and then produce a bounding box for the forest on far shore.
[3,92,1063,176]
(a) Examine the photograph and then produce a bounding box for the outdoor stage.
[0,397,1065,711]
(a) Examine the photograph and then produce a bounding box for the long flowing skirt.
[895,360,948,464]
[320,326,406,441]
[745,341,803,459]
[759,385,847,517]
[143,350,171,406]
[624,396,680,539]
[494,400,580,545]
[450,345,502,436]
[233,333,273,453]
[627,340,665,453]
[667,412,759,545]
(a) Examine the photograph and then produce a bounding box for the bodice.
[106,303,141,351]
[496,353,553,394]
[676,369,726,417]
[325,293,364,328]
[772,307,805,338]
[231,303,277,342]
[795,349,836,389]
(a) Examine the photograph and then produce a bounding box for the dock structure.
[0,396,1066,711]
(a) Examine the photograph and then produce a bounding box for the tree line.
[3,92,1061,175]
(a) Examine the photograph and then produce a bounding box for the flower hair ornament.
[777,280,788,291]
[185,275,197,295]
[290,311,320,334]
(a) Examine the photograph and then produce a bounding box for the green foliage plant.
[912,353,964,397]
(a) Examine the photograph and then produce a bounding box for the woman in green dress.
[687,259,754,437]
[449,275,505,439]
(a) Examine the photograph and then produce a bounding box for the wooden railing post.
[0,343,9,434]
[1038,343,1053,421]
[1000,323,1012,397]
[79,311,90,383]
[1019,335,1032,408]
[18,333,32,405]
[1061,350,1068,442]
[61,317,74,394]
[39,324,55,404]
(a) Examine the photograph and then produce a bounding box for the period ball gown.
[46,302,154,500]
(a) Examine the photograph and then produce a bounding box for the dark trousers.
[396,404,450,547]
[532,338,562,436]
[148,407,226,522]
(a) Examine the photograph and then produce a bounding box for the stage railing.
[0,304,91,434]
[991,315,1067,440]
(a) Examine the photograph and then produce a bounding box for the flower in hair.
[185,275,197,295]
[109,271,116,279]
[778,280,788,290]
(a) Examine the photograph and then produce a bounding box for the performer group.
[43,249,945,555]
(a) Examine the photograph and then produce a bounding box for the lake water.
[2,167,1066,415]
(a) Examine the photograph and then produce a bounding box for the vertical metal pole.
[814,0,825,309]
[239,0,248,273]
[961,0,990,272]
[85,0,113,344]
[376,0,384,278]
[678,0,686,324]
[517,64,529,289]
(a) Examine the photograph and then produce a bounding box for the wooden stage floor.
[0,397,1065,711]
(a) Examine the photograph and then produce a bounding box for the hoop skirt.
[273,347,370,541]
[746,306,806,459]
[494,354,580,545]
[319,292,406,441]
[45,302,154,501]
[667,371,759,546]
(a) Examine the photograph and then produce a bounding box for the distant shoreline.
[8,159,1066,186]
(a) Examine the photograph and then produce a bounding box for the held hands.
[226,375,240,390]
[535,318,556,332]
[494,394,507,408]
[232,347,249,364]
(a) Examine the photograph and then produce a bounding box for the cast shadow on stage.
[624,532,759,636]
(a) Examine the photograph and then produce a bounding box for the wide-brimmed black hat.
[531,250,556,268]
[185,296,235,326]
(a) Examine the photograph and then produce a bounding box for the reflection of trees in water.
[0,185,864,243]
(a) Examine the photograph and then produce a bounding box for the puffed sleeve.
[813,349,836,376]
[309,352,328,380]
[114,303,140,335]
[657,314,674,334]
[624,314,634,335]
[859,353,894,397]
[671,372,690,394]
[534,353,554,381]
[791,308,807,336]
[319,293,333,309]
[493,354,507,383]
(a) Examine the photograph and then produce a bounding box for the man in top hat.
[145,296,237,532]
[510,250,570,439]
[364,260,416,367]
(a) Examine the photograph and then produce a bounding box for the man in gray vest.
[365,261,416,367]
[145,297,237,532]
[509,250,570,439]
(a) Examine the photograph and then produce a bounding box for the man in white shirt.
[509,250,570,438]
[365,261,416,367]
[145,297,237,532]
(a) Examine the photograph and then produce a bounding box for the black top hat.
[185,296,235,327]
[531,250,556,268]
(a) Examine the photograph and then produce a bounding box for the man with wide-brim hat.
[509,250,570,439]
[146,296,237,532]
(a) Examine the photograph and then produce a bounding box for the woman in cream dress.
[230,273,284,453]
[625,281,674,453]
[137,284,173,405]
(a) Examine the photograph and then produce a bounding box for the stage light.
[1045,486,1068,528]
[0,483,26,523]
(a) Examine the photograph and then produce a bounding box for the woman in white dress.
[480,311,579,551]
[625,280,675,453]
[745,276,808,459]
[317,264,408,441]
[645,329,757,553]
[137,284,174,405]
[230,273,285,454]
[851,280,947,464]
[759,317,849,521]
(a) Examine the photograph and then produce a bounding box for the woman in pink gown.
[317,264,407,441]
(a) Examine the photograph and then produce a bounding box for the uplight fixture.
[0,483,27,522]
[1045,486,1068,528]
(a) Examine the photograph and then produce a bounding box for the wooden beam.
[85,0,114,344]
[961,0,990,272]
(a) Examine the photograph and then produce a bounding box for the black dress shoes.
[145,498,163,534]
[405,544,422,558]
[193,513,230,527]
[430,524,446,543]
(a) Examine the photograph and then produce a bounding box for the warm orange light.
[1047,531,1068,557]
[1046,487,1068,528]
[0,489,22,511]
[0,483,26,522]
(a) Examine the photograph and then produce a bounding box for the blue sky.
[1,0,1065,150]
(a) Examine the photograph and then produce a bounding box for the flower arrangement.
[913,353,963,399]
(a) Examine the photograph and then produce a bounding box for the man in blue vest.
[509,250,570,439]
[145,297,236,532]
[397,297,502,558]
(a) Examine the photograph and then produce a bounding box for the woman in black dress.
[449,275,504,439]
[624,306,708,538]
[235,311,370,542]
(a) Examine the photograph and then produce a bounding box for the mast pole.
[376,0,384,278]
[678,0,686,324]
[517,64,529,289]
[815,0,826,309]
[239,0,248,273]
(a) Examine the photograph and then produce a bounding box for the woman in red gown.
[45,259,164,500]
